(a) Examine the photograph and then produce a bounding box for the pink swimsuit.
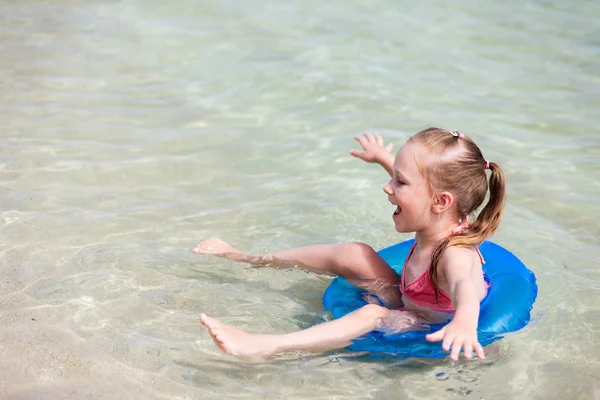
[400,244,485,313]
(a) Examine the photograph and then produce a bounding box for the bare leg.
[193,238,398,281]
[200,304,393,363]
[195,238,402,307]
[194,238,403,307]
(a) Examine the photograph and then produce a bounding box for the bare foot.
[200,313,277,363]
[193,238,241,256]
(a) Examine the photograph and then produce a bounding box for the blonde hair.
[408,127,506,299]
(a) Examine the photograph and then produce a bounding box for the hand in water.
[425,319,485,361]
[350,132,394,163]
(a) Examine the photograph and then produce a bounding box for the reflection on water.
[1,0,599,398]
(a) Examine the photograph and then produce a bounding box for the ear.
[431,191,454,214]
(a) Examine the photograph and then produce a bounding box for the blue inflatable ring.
[322,239,538,358]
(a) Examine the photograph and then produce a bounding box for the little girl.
[195,127,505,363]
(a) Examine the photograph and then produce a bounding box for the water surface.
[1,0,599,399]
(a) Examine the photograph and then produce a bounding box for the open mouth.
[393,206,401,215]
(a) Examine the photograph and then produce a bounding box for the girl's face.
[383,143,433,233]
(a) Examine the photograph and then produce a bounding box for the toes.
[194,240,214,253]
[210,331,235,356]
[207,325,225,345]
[201,314,215,327]
[199,313,209,326]
[194,245,209,253]
[204,317,218,331]
[217,342,234,355]
[200,314,222,333]
[203,318,225,340]
[212,335,228,353]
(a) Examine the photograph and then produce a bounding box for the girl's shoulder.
[437,245,483,276]
[441,244,480,258]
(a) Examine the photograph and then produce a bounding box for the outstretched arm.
[425,249,485,361]
[350,132,395,177]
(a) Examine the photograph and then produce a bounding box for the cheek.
[415,184,430,199]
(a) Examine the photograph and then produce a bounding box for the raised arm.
[350,132,395,177]
[425,248,486,361]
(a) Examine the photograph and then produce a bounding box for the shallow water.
[1,0,599,399]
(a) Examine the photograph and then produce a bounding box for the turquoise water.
[1,0,599,398]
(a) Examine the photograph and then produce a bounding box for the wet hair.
[408,127,506,300]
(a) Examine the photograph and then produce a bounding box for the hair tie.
[485,160,490,169]
[450,131,465,139]
[451,218,471,235]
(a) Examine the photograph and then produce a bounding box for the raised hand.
[425,320,485,361]
[349,132,393,163]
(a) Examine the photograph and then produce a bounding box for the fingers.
[425,327,445,342]
[427,328,486,361]
[354,135,369,150]
[351,132,391,161]
[350,136,367,158]
[463,342,473,360]
[365,131,384,146]
[474,342,486,360]
[427,325,485,361]
[442,333,454,353]
[452,339,483,361]
[450,338,464,361]
[355,132,389,148]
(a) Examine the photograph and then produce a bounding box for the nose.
[383,180,393,195]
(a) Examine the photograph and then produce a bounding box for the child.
[195,127,505,363]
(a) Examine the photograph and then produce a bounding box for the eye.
[396,179,405,186]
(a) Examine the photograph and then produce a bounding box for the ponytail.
[428,162,506,301]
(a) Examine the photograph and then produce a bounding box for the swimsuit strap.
[476,248,485,264]
[402,241,485,288]
[400,243,417,291]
